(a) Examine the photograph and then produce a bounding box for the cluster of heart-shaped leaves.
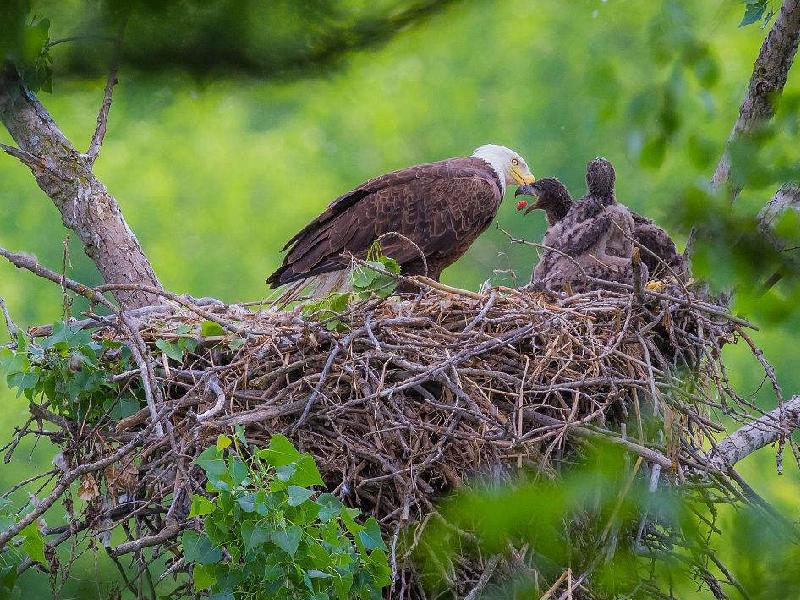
[0,323,141,424]
[185,431,391,599]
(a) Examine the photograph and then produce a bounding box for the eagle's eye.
[511,158,519,166]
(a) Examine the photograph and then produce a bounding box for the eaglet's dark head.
[586,157,616,199]
[515,178,572,223]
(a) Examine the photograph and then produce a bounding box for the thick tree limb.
[707,395,800,470]
[0,67,162,308]
[712,0,800,194]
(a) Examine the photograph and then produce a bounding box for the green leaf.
[229,459,248,487]
[237,492,256,512]
[155,339,184,361]
[20,522,45,564]
[351,265,377,289]
[367,548,392,587]
[290,454,324,487]
[195,447,226,481]
[287,485,314,507]
[228,337,245,351]
[316,494,343,523]
[193,563,217,591]
[307,569,332,579]
[358,518,386,551]
[272,525,302,557]
[201,320,226,337]
[0,562,18,595]
[234,424,248,447]
[0,348,28,377]
[253,490,273,516]
[334,572,354,600]
[110,396,141,421]
[216,434,232,451]
[182,531,222,564]
[258,434,301,467]
[241,522,272,552]
[189,495,215,518]
[740,1,767,26]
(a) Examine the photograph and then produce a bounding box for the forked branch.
[0,67,162,308]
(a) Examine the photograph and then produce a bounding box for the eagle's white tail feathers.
[308,270,352,298]
[274,269,352,305]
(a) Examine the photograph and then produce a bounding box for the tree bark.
[712,0,800,193]
[0,68,162,308]
[707,395,800,470]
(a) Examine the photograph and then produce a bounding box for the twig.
[463,554,502,600]
[0,411,163,550]
[197,377,227,422]
[0,297,18,340]
[525,410,675,470]
[84,28,124,165]
[107,523,182,557]
[0,143,45,170]
[631,247,644,302]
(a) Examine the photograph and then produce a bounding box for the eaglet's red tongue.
[515,200,528,211]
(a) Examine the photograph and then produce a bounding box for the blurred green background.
[1,0,799,596]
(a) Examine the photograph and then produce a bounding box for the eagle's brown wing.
[267,158,501,287]
[631,212,686,278]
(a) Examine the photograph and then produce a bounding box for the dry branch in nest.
[0,270,788,598]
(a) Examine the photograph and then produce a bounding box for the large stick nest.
[7,278,764,597]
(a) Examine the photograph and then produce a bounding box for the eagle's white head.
[472,144,535,195]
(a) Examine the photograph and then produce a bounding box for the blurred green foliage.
[1,0,799,597]
[416,443,800,598]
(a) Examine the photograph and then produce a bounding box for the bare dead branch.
[107,523,182,557]
[712,0,800,195]
[526,410,675,470]
[708,395,800,470]
[0,297,18,340]
[85,67,118,165]
[0,246,114,308]
[197,377,227,422]
[84,26,125,165]
[463,554,502,600]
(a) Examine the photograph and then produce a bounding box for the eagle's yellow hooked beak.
[511,165,535,186]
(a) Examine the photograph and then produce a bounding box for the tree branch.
[0,67,162,308]
[758,183,800,242]
[712,0,800,195]
[707,395,800,470]
[84,65,118,165]
[84,26,124,166]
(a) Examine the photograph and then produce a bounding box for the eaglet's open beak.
[514,184,542,215]
[514,184,535,198]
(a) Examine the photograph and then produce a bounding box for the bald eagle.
[516,159,687,286]
[267,145,534,296]
[515,158,648,291]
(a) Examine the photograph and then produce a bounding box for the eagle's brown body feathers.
[267,157,503,288]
